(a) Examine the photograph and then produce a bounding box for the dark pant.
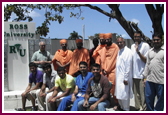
[145,81,164,111]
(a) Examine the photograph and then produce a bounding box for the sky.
[6,3,165,39]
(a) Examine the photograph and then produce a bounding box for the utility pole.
[83,24,85,46]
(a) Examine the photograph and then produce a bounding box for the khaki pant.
[26,89,38,101]
[46,91,65,111]
[36,88,50,111]
[133,78,146,110]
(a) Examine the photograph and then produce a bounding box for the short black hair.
[57,67,65,72]
[93,38,99,42]
[43,63,51,70]
[134,31,142,36]
[29,62,37,68]
[79,61,88,67]
[91,63,100,70]
[152,33,163,40]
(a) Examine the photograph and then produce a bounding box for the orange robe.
[52,49,73,73]
[92,44,106,64]
[97,43,119,103]
[69,48,90,76]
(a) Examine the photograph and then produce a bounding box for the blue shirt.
[75,72,93,95]
[29,70,43,87]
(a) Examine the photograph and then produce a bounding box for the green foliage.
[68,31,83,40]
[94,33,99,39]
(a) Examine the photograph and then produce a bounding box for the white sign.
[4,22,36,39]
[8,40,29,90]
[5,22,36,91]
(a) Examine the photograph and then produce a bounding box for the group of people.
[16,31,164,111]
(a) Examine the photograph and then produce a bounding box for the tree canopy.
[4,4,164,46]
[68,31,83,40]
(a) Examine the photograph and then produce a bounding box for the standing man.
[115,37,133,111]
[69,39,90,77]
[52,39,73,73]
[131,31,150,111]
[89,38,99,66]
[16,62,43,111]
[143,33,164,111]
[31,41,52,72]
[57,61,93,111]
[92,33,106,64]
[78,63,110,111]
[97,33,119,110]
[36,63,57,111]
[47,67,75,111]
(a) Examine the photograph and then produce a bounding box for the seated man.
[47,67,75,111]
[36,63,58,111]
[57,61,93,111]
[16,62,43,111]
[78,63,110,111]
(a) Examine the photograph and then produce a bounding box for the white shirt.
[115,46,133,100]
[131,42,150,79]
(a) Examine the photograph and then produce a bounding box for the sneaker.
[31,107,37,111]
[15,108,26,111]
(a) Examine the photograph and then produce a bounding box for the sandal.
[113,103,119,110]
[15,108,26,111]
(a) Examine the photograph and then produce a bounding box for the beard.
[106,42,112,46]
[77,46,82,49]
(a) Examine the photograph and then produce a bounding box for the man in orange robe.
[97,33,119,110]
[68,39,90,77]
[92,33,106,63]
[52,39,73,73]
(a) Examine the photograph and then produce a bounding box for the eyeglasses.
[40,45,45,47]
[134,36,141,38]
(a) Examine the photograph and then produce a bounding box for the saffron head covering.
[104,33,112,39]
[99,33,105,39]
[75,39,83,43]
[60,39,67,45]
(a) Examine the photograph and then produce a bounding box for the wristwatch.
[137,51,140,54]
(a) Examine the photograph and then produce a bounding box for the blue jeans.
[57,94,84,111]
[78,97,110,111]
[145,81,164,111]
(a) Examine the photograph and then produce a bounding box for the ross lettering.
[9,24,28,29]
[24,24,28,29]
[10,24,14,29]
[14,24,19,29]
[20,24,23,29]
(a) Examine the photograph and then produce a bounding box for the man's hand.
[83,100,89,107]
[41,93,46,97]
[50,97,57,103]
[21,92,27,97]
[48,96,54,103]
[40,61,46,64]
[143,79,146,87]
[39,91,44,97]
[123,80,128,85]
[135,42,139,53]
[90,103,97,111]
[102,69,107,75]
[71,94,76,103]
